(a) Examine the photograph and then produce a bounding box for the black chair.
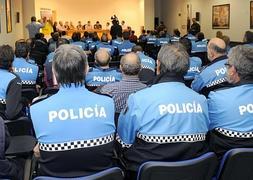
[5,116,34,136]
[33,167,124,180]
[137,152,218,180]
[22,88,39,105]
[215,148,253,180]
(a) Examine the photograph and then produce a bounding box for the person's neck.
[100,65,109,69]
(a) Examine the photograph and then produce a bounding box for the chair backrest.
[137,152,218,180]
[34,167,124,180]
[216,148,253,180]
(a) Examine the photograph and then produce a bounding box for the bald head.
[207,38,226,61]
[95,49,111,67]
[120,53,141,75]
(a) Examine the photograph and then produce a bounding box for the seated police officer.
[96,34,115,56]
[179,38,202,83]
[208,45,253,159]
[31,44,116,177]
[191,32,207,53]
[85,49,122,91]
[132,45,156,83]
[12,40,39,89]
[191,38,228,96]
[116,43,209,178]
[0,45,24,120]
[44,38,69,89]
[71,32,86,50]
[117,31,136,56]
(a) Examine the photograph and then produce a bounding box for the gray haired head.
[53,44,87,87]
[228,45,253,80]
[157,43,189,75]
[120,52,141,75]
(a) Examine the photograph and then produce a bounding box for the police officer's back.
[132,45,156,83]
[0,45,24,120]
[117,31,136,56]
[30,45,116,177]
[12,40,39,89]
[179,38,202,84]
[208,45,253,159]
[116,44,209,178]
[85,49,122,91]
[191,38,228,96]
[96,34,115,56]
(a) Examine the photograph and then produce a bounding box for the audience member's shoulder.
[208,84,237,98]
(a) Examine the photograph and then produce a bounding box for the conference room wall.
[34,0,151,36]
[0,0,24,47]
[156,0,253,42]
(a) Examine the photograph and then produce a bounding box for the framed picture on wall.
[250,1,253,28]
[6,0,12,33]
[212,4,230,29]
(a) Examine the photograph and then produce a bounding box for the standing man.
[110,18,122,40]
[26,16,45,39]
[190,18,201,35]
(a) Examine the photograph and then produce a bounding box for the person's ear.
[85,63,89,75]
[156,59,161,75]
[120,64,123,72]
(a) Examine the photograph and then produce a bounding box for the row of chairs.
[12,148,251,180]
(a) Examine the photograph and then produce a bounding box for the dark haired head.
[72,32,81,42]
[244,31,253,43]
[179,37,192,55]
[52,32,60,41]
[174,29,181,37]
[56,38,69,48]
[196,32,205,41]
[52,44,87,87]
[83,31,89,38]
[123,31,130,40]
[31,16,36,22]
[0,45,14,70]
[15,40,29,58]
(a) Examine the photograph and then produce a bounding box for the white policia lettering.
[159,102,203,115]
[215,67,226,76]
[93,75,115,82]
[141,58,154,64]
[13,67,33,73]
[239,104,253,115]
[121,48,131,52]
[48,105,107,122]
[188,66,200,72]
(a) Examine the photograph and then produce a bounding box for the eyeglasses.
[224,62,233,68]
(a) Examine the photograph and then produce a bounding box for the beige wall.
[22,0,35,39]
[144,0,155,30]
[157,0,253,41]
[0,0,24,47]
[34,0,147,35]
